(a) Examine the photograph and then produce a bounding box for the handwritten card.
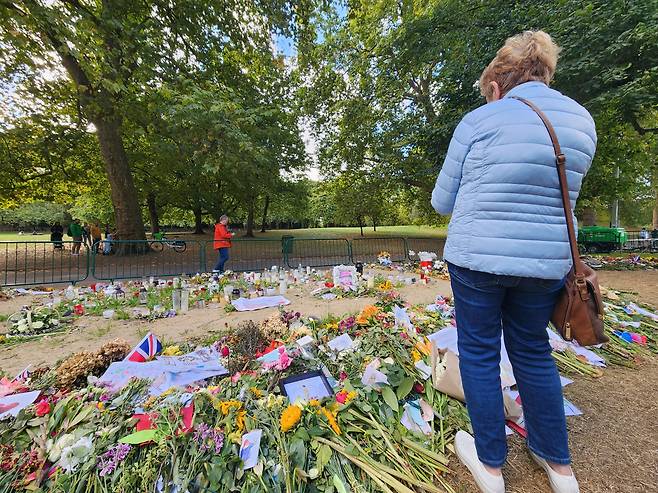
[240,429,263,470]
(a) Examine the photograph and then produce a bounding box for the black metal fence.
[0,236,445,286]
[1,241,89,287]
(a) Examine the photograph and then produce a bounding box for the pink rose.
[335,390,348,404]
[221,346,230,357]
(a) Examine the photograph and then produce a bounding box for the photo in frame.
[279,370,334,403]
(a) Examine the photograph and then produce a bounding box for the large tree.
[1,0,306,240]
[301,0,658,225]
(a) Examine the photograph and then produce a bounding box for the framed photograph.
[280,370,334,403]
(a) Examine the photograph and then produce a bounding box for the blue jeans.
[214,247,230,272]
[448,262,570,468]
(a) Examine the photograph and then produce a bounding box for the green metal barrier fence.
[202,239,287,273]
[1,241,89,287]
[286,238,352,269]
[351,237,407,263]
[1,236,447,286]
[91,240,205,281]
[405,237,445,258]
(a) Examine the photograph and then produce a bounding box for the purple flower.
[98,443,132,477]
[338,316,356,332]
[193,423,224,454]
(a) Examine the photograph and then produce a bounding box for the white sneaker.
[530,451,580,493]
[454,430,505,493]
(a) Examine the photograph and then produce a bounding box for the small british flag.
[13,365,31,383]
[125,332,162,362]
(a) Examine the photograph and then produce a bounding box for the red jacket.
[214,224,232,249]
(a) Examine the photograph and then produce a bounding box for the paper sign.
[415,360,432,380]
[563,398,582,417]
[393,305,413,331]
[101,347,228,395]
[231,296,290,312]
[401,399,433,435]
[547,329,606,367]
[627,303,658,320]
[257,348,284,364]
[361,359,389,387]
[428,327,458,354]
[0,391,41,419]
[327,334,354,352]
[239,429,263,470]
[296,335,314,347]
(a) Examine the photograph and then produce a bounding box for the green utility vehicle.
[577,226,627,253]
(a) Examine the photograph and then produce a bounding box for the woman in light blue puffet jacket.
[432,31,593,493]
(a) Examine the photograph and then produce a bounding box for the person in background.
[50,222,64,250]
[103,228,114,255]
[90,222,103,253]
[213,215,233,273]
[82,223,92,248]
[67,219,84,255]
[432,31,593,493]
[650,228,658,239]
[639,227,650,240]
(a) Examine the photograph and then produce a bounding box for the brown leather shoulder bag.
[512,96,608,346]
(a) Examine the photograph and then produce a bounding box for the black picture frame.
[279,370,334,403]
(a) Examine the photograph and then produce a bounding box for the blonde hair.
[479,30,560,100]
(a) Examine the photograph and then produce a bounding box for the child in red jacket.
[213,215,233,272]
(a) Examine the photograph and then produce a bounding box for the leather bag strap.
[510,96,582,277]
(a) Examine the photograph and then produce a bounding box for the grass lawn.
[0,232,51,242]
[253,225,447,240]
[0,225,447,243]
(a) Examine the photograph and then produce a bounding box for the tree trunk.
[651,168,658,229]
[358,216,364,236]
[94,116,147,252]
[193,206,204,234]
[260,195,270,233]
[652,189,658,230]
[581,207,597,226]
[147,193,160,234]
[245,199,255,237]
[372,216,378,232]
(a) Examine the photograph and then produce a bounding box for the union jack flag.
[13,365,31,383]
[125,332,162,362]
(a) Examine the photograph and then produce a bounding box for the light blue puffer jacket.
[431,81,597,279]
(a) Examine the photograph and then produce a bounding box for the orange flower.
[320,407,341,435]
[280,405,302,432]
[356,305,380,325]
[415,338,431,356]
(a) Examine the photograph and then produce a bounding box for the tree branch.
[60,0,100,26]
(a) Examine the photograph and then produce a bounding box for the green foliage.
[1,202,68,227]
[68,192,114,225]
[302,0,658,226]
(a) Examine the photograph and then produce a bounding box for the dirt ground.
[1,270,658,492]
[597,270,658,307]
[0,279,452,373]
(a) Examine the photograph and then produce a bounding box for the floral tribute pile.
[0,286,656,493]
[583,254,658,271]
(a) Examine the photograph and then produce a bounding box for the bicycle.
[149,233,187,253]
